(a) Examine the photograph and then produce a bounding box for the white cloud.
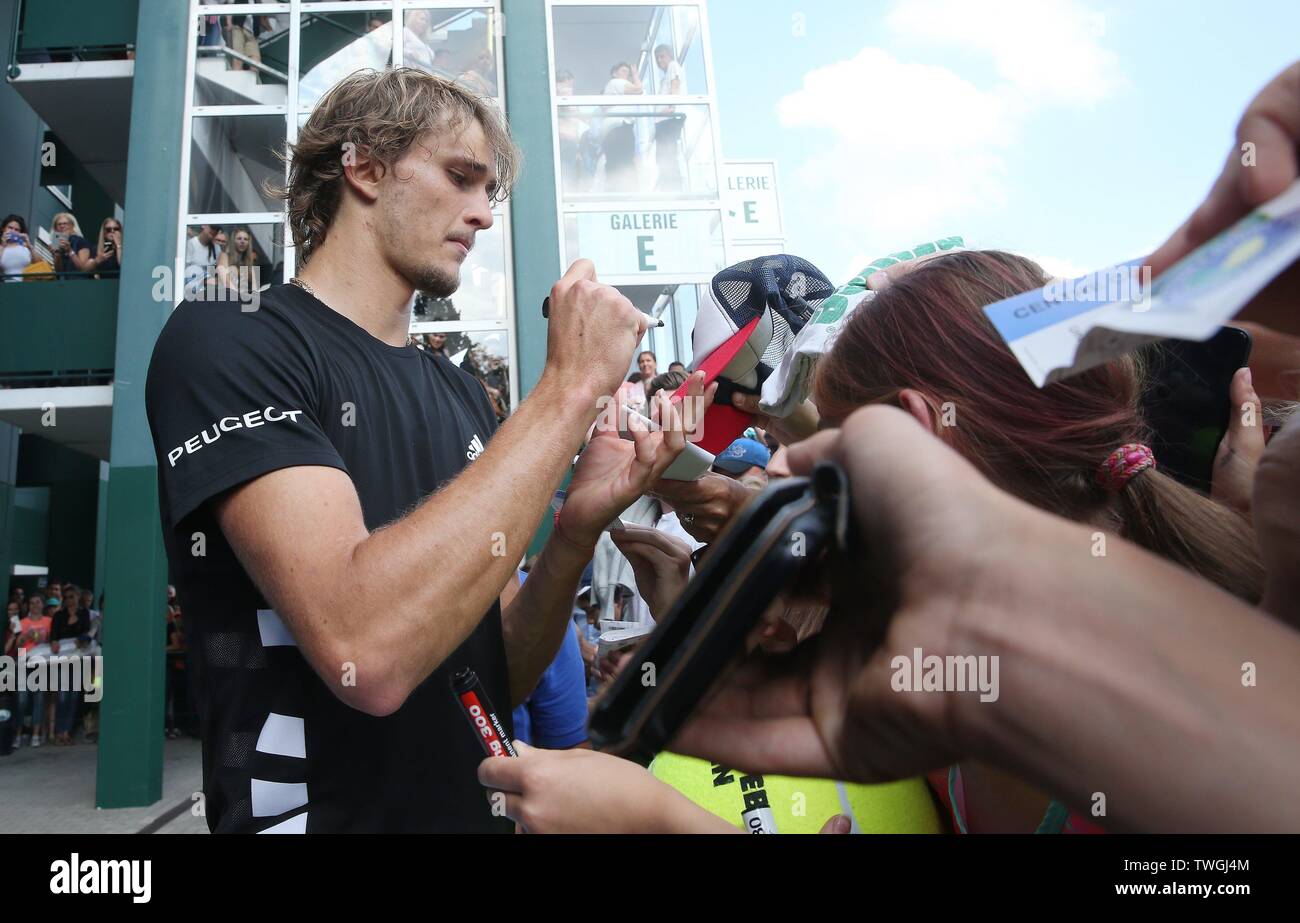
[776,0,1123,283]
[779,48,1012,277]
[886,0,1123,107]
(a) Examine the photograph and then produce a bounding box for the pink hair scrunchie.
[1096,443,1156,493]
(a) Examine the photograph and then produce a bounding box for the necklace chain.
[289,276,316,298]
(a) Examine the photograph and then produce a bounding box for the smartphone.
[619,406,715,480]
[1139,325,1252,493]
[589,463,850,761]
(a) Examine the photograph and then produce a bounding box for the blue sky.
[708,0,1299,285]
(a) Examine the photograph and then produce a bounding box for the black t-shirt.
[51,607,88,642]
[145,283,511,834]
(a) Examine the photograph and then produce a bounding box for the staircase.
[194,56,288,107]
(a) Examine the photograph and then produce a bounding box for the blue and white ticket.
[985,179,1300,387]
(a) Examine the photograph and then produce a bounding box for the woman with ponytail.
[813,249,1265,833]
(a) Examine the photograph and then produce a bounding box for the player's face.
[379,120,496,299]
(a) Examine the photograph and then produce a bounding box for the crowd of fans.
[493,61,1300,834]
[2,212,123,282]
[1,580,195,754]
[183,223,277,295]
[555,43,692,196]
[2,581,102,749]
[199,3,498,95]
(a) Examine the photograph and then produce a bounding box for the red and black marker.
[452,667,517,759]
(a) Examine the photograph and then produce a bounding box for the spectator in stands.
[366,17,386,34]
[668,361,686,374]
[200,11,223,49]
[601,63,643,193]
[425,331,448,356]
[50,587,89,745]
[218,225,257,292]
[555,70,590,194]
[15,595,52,748]
[92,217,123,279]
[50,213,92,276]
[80,588,101,641]
[651,44,687,191]
[432,49,456,78]
[227,2,272,80]
[78,587,102,742]
[2,214,33,280]
[184,224,223,289]
[4,601,19,657]
[402,9,437,73]
[459,51,498,96]
[637,350,658,381]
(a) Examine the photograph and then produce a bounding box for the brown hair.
[815,249,1263,602]
[647,369,688,397]
[279,68,519,264]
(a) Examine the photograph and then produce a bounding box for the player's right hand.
[544,259,649,402]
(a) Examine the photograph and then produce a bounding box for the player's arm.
[216,378,595,717]
[214,264,649,717]
[500,387,689,705]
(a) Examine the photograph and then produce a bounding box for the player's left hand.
[555,390,686,548]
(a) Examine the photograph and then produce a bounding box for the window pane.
[624,283,700,371]
[552,5,708,96]
[193,14,289,106]
[557,104,715,200]
[182,222,284,296]
[402,7,498,97]
[673,283,700,362]
[189,114,287,214]
[297,10,394,111]
[409,329,512,419]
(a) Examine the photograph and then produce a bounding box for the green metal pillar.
[0,422,18,606]
[502,0,560,398]
[502,0,564,557]
[96,0,187,808]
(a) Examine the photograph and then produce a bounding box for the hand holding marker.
[542,296,665,328]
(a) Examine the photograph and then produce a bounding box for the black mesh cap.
[710,254,836,367]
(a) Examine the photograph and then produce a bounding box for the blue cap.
[712,437,771,474]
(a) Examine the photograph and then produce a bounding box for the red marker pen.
[452,667,517,758]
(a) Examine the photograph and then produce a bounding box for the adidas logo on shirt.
[466,434,485,461]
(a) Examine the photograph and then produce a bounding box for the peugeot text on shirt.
[166,405,305,467]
